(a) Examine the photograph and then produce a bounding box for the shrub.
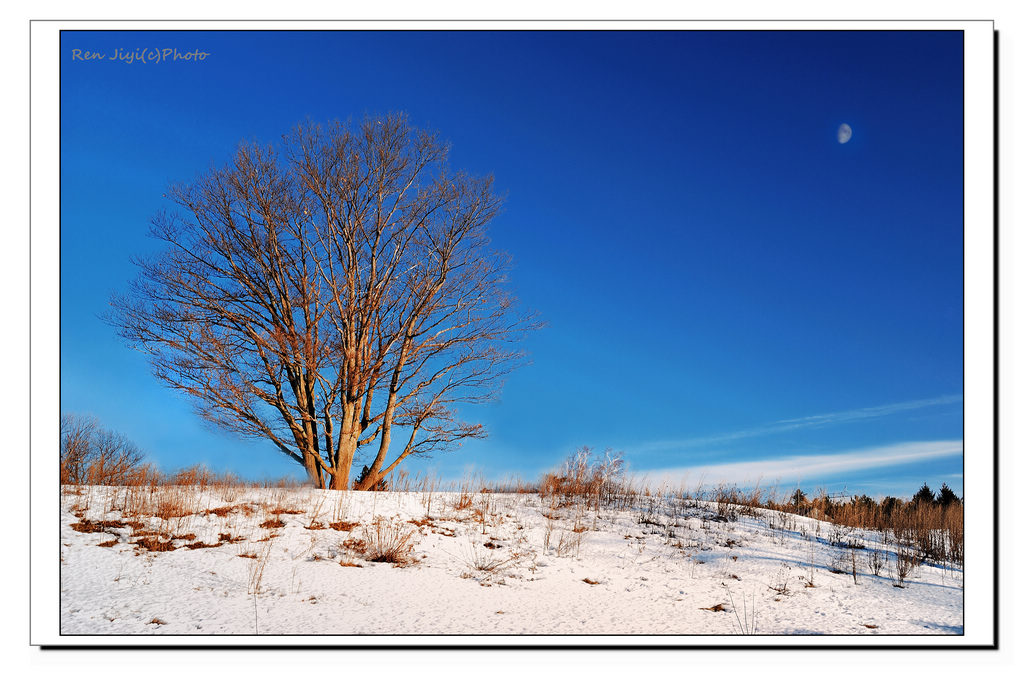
[359,517,417,565]
[539,447,624,508]
[869,548,885,576]
[892,546,920,587]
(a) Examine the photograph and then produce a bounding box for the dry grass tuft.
[359,517,418,566]
[582,577,600,585]
[700,603,727,612]
[153,491,195,519]
[459,539,530,580]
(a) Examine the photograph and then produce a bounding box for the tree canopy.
[112,114,540,489]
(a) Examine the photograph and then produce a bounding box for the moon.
[838,123,853,144]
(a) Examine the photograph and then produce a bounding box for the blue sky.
[59,30,964,497]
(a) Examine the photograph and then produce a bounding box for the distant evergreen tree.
[855,494,876,508]
[937,483,961,508]
[790,488,808,509]
[880,496,900,517]
[911,482,936,508]
[354,464,389,491]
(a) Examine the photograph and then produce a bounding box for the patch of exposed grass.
[70,519,127,534]
[329,521,358,532]
[134,537,175,553]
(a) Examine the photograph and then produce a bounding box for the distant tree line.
[788,482,960,517]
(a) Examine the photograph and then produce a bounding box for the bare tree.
[111,114,539,490]
[60,414,97,485]
[60,413,147,485]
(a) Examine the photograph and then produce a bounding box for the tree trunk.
[330,437,357,490]
[357,425,391,491]
[301,448,325,489]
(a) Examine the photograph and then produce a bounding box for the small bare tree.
[111,114,539,490]
[60,414,96,484]
[60,414,146,485]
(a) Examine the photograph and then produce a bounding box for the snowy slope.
[59,486,963,636]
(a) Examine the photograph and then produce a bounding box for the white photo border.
[30,18,997,648]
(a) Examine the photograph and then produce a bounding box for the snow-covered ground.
[59,486,963,636]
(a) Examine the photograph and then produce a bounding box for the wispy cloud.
[635,440,964,487]
[627,394,962,456]
[768,395,963,428]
